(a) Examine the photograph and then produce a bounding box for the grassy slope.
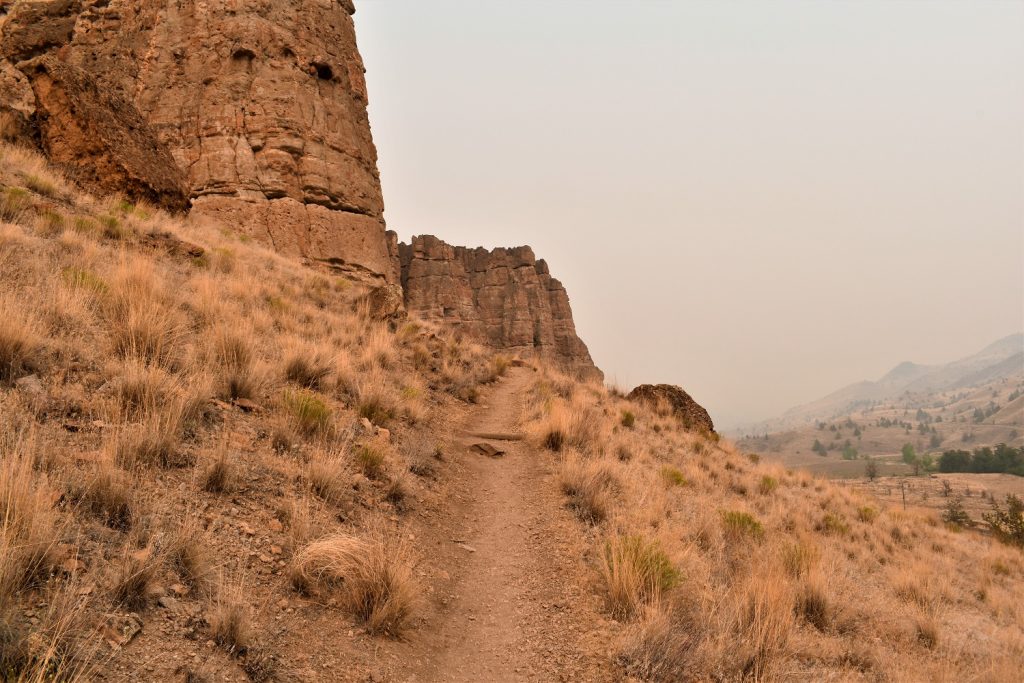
[0,142,508,680]
[2,142,1023,681]
[522,372,1024,681]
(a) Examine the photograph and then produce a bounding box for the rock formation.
[627,384,715,434]
[0,0,394,281]
[0,1,602,373]
[399,235,601,380]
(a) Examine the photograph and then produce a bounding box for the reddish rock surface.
[0,0,394,280]
[627,384,715,434]
[399,235,601,380]
[21,56,189,211]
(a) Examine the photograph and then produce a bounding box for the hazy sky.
[354,1,1024,429]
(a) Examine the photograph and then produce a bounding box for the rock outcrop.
[627,384,715,434]
[19,56,189,211]
[0,2,603,363]
[0,0,394,281]
[399,235,601,379]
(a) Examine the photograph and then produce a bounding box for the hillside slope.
[739,334,1024,436]
[2,148,1024,681]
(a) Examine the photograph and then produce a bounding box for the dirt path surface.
[390,367,618,682]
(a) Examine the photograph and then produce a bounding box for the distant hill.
[735,334,1024,478]
[742,334,1023,434]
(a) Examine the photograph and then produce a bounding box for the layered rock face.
[0,2,601,369]
[0,0,394,280]
[399,235,601,379]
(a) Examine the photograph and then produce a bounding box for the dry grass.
[355,444,387,480]
[68,459,133,530]
[290,529,417,634]
[111,546,160,611]
[282,340,332,389]
[522,370,1024,679]
[560,453,615,524]
[530,398,603,454]
[209,582,252,655]
[307,450,350,506]
[0,140,525,674]
[5,140,1021,678]
[0,449,59,602]
[201,445,235,494]
[600,534,680,619]
[167,524,215,595]
[0,298,43,384]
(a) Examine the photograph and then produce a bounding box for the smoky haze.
[354,1,1024,430]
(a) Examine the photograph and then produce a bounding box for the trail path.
[391,367,617,682]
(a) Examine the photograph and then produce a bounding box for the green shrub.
[856,506,878,523]
[601,534,680,618]
[983,494,1024,547]
[758,475,778,495]
[818,512,849,536]
[942,497,971,529]
[281,389,332,435]
[355,445,386,480]
[620,410,635,429]
[660,466,686,487]
[721,510,764,541]
[61,267,107,294]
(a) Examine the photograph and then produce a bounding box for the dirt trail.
[392,367,617,682]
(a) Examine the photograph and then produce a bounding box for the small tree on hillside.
[983,494,1024,547]
[942,497,971,528]
[865,459,878,482]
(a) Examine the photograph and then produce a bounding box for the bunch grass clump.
[281,389,332,436]
[290,530,417,635]
[600,534,680,619]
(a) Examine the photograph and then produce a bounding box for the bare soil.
[389,367,618,682]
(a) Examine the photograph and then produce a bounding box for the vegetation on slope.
[0,141,510,680]
[523,369,1024,681]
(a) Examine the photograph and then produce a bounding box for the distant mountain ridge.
[741,334,1024,434]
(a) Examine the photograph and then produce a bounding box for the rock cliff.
[0,1,601,374]
[0,0,394,280]
[399,235,601,380]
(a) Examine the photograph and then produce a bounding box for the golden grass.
[209,582,252,655]
[560,453,615,524]
[0,141,528,673]
[111,545,160,612]
[167,523,215,595]
[0,450,59,602]
[0,298,43,383]
[290,529,417,635]
[600,534,680,619]
[307,450,350,506]
[68,458,133,530]
[522,370,1024,679]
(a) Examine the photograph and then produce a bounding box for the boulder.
[627,384,715,435]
